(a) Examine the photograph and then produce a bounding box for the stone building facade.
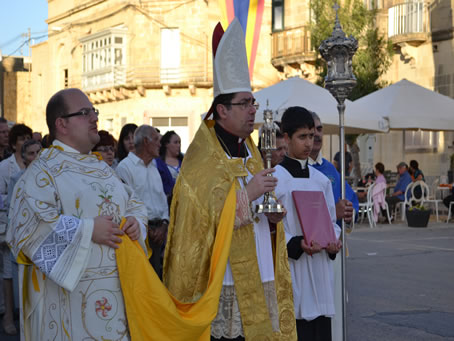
[269,0,454,178]
[10,0,454,177]
[374,0,454,177]
[28,0,280,150]
[0,56,32,126]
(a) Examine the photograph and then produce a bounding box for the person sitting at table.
[409,160,425,199]
[409,160,425,182]
[372,162,388,223]
[356,172,375,203]
[385,162,412,217]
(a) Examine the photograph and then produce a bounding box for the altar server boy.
[274,106,342,341]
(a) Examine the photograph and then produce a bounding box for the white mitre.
[213,18,251,98]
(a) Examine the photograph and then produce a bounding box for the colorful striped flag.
[218,0,265,80]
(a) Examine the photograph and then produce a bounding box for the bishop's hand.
[246,168,277,201]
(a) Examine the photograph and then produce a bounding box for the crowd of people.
[352,158,431,224]
[0,115,185,337]
[0,17,437,341]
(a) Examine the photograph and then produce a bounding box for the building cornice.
[46,0,107,25]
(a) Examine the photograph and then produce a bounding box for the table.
[437,185,451,200]
[352,186,367,193]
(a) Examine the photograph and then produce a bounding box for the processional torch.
[319,4,358,341]
[256,103,284,214]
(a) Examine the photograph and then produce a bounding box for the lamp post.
[319,4,358,341]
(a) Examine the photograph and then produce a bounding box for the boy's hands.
[300,239,322,256]
[326,239,343,254]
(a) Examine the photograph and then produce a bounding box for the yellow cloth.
[163,120,297,340]
[116,183,236,341]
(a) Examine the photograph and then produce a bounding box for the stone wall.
[31,0,279,140]
[1,57,32,127]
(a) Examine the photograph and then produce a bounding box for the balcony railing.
[271,26,315,62]
[82,66,126,91]
[81,63,212,91]
[126,64,212,86]
[388,2,428,38]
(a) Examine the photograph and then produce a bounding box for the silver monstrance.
[256,105,284,213]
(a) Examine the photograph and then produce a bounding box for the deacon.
[274,106,341,341]
[6,88,148,340]
[163,19,297,340]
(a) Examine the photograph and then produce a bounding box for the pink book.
[291,191,336,248]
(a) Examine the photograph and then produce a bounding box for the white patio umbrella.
[354,78,454,131]
[254,77,389,134]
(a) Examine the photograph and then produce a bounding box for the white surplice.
[6,140,148,341]
[275,161,341,321]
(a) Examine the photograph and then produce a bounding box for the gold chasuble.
[163,120,297,340]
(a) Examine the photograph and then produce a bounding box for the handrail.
[81,63,212,91]
[271,25,314,59]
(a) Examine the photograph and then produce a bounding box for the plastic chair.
[358,184,376,228]
[447,202,454,223]
[430,178,440,200]
[376,184,392,224]
[419,181,441,222]
[395,182,414,222]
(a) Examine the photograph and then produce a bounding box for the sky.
[0,0,49,57]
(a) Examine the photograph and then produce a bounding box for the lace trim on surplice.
[211,280,280,339]
[32,215,80,275]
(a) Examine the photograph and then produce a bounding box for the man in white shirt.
[116,124,169,277]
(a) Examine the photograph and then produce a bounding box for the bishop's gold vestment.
[163,120,297,340]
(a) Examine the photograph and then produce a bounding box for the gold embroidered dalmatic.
[6,141,148,341]
[163,120,297,340]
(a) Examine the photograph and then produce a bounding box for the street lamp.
[319,4,358,341]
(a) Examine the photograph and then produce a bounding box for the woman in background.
[409,159,424,199]
[372,162,389,223]
[93,130,117,168]
[117,123,137,162]
[156,131,183,198]
[409,160,425,182]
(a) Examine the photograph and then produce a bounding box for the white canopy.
[254,77,389,134]
[354,78,454,131]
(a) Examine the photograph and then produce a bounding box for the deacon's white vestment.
[274,156,341,321]
[6,140,147,341]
